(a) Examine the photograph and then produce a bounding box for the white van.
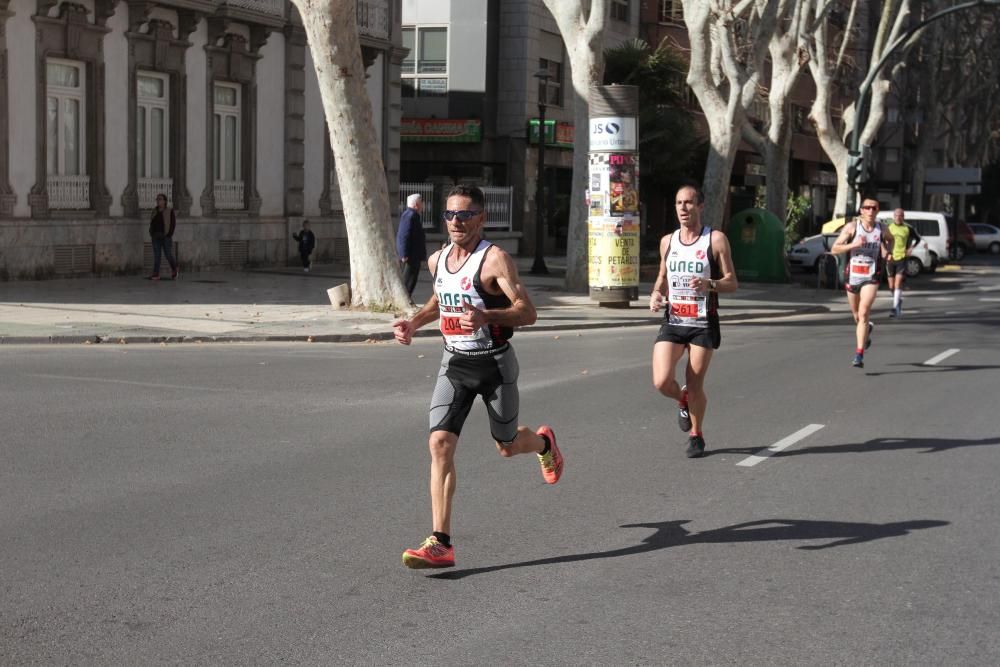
[876,210,951,272]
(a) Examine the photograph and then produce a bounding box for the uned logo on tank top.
[696,249,706,260]
[460,276,472,290]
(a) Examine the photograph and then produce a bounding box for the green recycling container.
[726,208,788,283]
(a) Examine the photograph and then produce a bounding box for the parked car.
[876,210,950,271]
[951,220,976,260]
[969,222,1000,254]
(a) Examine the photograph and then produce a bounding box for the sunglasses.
[443,209,482,222]
[860,205,879,211]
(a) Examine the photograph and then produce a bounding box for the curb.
[0,305,827,345]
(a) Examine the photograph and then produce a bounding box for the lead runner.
[649,184,738,458]
[392,184,564,569]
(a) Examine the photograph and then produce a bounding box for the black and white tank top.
[434,240,512,354]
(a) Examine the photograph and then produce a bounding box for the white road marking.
[977,284,1000,292]
[923,348,959,366]
[927,297,955,301]
[980,297,1000,302]
[736,424,825,467]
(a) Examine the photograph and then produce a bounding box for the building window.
[658,0,683,23]
[538,58,563,107]
[610,0,630,22]
[402,26,448,98]
[213,82,244,210]
[136,71,171,208]
[46,59,89,209]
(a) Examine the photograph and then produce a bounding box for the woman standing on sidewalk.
[148,194,178,281]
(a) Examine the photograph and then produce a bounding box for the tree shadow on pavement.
[428,517,947,580]
[708,435,1000,458]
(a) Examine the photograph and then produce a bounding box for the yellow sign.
[588,217,639,288]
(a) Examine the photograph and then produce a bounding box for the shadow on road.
[428,517,947,580]
[865,363,1000,376]
[709,435,1000,458]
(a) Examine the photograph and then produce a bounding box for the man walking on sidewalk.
[396,194,427,301]
[831,195,893,368]
[650,184,738,458]
[392,184,563,569]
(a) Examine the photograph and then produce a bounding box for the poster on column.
[608,153,639,216]
[588,216,639,288]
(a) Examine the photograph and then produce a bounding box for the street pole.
[531,75,549,275]
[845,0,1000,218]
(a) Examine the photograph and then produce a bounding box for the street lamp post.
[531,69,552,275]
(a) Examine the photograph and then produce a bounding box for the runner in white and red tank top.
[831,195,894,368]
[392,184,564,570]
[650,184,738,459]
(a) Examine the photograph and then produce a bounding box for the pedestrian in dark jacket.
[148,193,178,280]
[292,220,316,272]
[396,194,427,299]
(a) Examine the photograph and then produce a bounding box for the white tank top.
[665,226,717,328]
[847,221,884,287]
[434,240,512,353]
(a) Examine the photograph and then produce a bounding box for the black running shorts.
[655,322,721,350]
[429,345,519,444]
[886,258,904,278]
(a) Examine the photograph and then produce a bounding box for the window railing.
[48,175,91,210]
[214,180,245,210]
[222,0,285,17]
[139,177,173,209]
[399,182,435,229]
[358,0,389,40]
[482,186,513,231]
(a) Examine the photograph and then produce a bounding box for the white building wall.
[256,31,285,216]
[302,48,324,218]
[185,21,207,217]
[447,0,487,95]
[103,4,128,216]
[8,0,36,217]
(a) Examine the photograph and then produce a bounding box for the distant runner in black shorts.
[650,184,738,459]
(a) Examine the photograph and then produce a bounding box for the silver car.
[969,223,1000,254]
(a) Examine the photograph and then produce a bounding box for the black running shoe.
[677,385,691,432]
[685,434,706,458]
[865,321,874,349]
[852,353,864,368]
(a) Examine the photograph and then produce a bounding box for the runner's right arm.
[392,250,442,345]
[649,234,671,312]
[830,222,860,255]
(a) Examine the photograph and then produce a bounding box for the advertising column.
[588,85,640,306]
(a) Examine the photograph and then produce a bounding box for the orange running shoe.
[402,536,455,569]
[536,425,563,484]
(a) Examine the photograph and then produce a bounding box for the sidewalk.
[0,258,835,344]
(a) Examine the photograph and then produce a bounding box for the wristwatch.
[709,279,718,292]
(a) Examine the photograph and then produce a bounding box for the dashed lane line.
[923,348,959,366]
[736,424,826,468]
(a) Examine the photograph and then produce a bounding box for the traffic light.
[847,145,874,187]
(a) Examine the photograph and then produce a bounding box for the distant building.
[0,0,403,280]
[399,0,638,256]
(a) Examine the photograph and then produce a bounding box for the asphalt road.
[2,264,999,665]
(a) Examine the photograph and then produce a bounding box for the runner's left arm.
[461,247,537,330]
[705,230,738,293]
[881,223,895,259]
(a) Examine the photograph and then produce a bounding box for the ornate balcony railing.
[138,177,174,209]
[48,175,91,210]
[358,0,389,40]
[214,180,245,210]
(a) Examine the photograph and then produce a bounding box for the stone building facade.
[0,0,403,280]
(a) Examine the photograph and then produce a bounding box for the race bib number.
[669,295,707,323]
[850,256,875,278]
[440,315,484,342]
[670,302,700,319]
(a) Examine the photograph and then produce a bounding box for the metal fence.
[399,182,435,229]
[398,183,514,232]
